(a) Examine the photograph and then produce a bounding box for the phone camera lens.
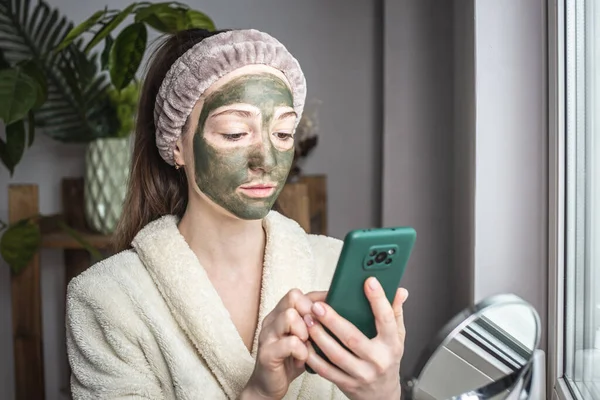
[388,249,395,255]
[385,258,392,264]
[375,252,388,263]
[370,250,377,257]
[367,259,374,266]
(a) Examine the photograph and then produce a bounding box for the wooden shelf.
[41,231,112,249]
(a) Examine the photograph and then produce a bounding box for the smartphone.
[305,226,416,374]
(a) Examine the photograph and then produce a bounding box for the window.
[550,0,600,398]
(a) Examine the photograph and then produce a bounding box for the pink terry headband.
[153,29,307,166]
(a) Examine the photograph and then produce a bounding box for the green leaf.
[55,9,107,52]
[17,60,48,109]
[0,139,10,175]
[0,49,9,69]
[135,3,185,33]
[0,0,118,143]
[0,120,27,175]
[101,35,113,71]
[65,46,97,86]
[27,111,35,147]
[134,2,185,21]
[134,2,168,22]
[0,218,41,274]
[109,22,147,90]
[84,3,137,54]
[184,10,215,31]
[57,62,83,103]
[0,68,39,125]
[138,13,174,33]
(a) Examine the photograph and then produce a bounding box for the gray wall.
[383,0,548,378]
[383,0,457,375]
[0,1,381,398]
[452,0,476,315]
[472,0,548,349]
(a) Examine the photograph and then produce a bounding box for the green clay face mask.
[193,73,295,220]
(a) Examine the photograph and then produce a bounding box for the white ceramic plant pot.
[84,137,131,234]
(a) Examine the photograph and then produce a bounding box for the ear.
[173,137,186,167]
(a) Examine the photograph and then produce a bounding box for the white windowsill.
[555,378,574,400]
[554,377,600,400]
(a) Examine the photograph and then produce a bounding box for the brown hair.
[113,28,229,252]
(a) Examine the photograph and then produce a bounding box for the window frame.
[548,0,570,398]
[548,0,600,398]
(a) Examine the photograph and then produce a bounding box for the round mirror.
[407,294,541,400]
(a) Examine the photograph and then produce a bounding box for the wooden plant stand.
[7,175,326,399]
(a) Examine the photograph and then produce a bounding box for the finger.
[392,288,408,343]
[306,319,366,378]
[364,277,398,342]
[264,289,313,327]
[262,335,309,364]
[309,302,372,361]
[283,289,316,317]
[272,308,309,341]
[306,343,354,388]
[305,291,327,303]
[294,357,306,370]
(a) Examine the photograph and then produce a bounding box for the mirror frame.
[408,293,541,399]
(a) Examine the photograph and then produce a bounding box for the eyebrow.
[209,109,258,119]
[208,107,297,120]
[276,110,297,120]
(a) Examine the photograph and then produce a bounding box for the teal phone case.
[306,226,416,374]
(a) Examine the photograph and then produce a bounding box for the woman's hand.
[304,278,408,400]
[242,289,325,400]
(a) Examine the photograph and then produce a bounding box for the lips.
[240,184,276,189]
[239,183,277,198]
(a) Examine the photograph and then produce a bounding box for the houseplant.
[0,0,114,273]
[0,0,215,271]
[62,2,216,234]
[0,0,118,175]
[83,82,141,233]
[0,0,215,233]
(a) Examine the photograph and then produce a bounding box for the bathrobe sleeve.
[66,268,164,400]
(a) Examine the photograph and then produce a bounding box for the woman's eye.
[274,132,294,141]
[221,133,247,141]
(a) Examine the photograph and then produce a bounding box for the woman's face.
[181,65,296,220]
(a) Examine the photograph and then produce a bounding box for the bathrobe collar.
[131,211,316,398]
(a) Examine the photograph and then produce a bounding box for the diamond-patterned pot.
[84,137,131,234]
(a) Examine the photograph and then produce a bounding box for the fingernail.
[304,314,315,327]
[368,277,381,291]
[403,289,409,300]
[312,302,325,317]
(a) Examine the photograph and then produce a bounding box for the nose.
[248,134,277,172]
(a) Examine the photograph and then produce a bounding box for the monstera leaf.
[0,0,118,142]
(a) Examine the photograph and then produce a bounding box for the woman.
[66,28,408,400]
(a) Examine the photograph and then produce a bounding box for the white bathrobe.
[66,211,350,399]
